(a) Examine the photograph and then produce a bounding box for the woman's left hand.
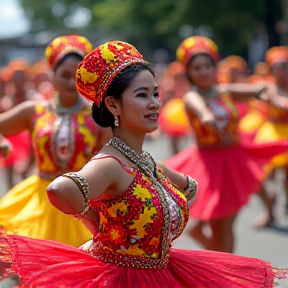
[78,239,93,252]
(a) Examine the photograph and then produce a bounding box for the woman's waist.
[89,240,169,269]
[196,135,239,149]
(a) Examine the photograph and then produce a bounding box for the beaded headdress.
[75,40,148,106]
[176,36,218,68]
[45,35,93,69]
[265,46,288,67]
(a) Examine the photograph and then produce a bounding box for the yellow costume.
[254,103,288,168]
[0,102,101,246]
[253,46,288,168]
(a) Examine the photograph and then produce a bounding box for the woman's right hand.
[0,138,12,158]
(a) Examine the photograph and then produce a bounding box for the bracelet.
[62,172,90,218]
[183,176,197,201]
[255,86,267,100]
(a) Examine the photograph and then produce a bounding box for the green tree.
[19,0,283,60]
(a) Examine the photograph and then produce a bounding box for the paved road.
[0,133,288,287]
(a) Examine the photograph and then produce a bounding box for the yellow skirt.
[254,121,288,168]
[0,175,92,247]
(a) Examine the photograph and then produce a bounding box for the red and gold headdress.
[45,35,93,69]
[176,36,218,68]
[75,40,148,106]
[265,46,288,67]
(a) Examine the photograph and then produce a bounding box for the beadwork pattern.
[89,167,190,269]
[75,41,148,106]
[45,35,93,69]
[33,103,99,180]
[190,92,239,148]
[176,36,219,68]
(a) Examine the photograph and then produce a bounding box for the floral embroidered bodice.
[88,155,191,268]
[32,103,100,180]
[190,93,239,148]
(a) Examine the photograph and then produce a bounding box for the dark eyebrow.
[133,86,158,93]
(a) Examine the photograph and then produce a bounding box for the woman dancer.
[0,40,287,288]
[166,36,288,253]
[0,35,110,247]
[0,64,34,189]
[254,46,288,217]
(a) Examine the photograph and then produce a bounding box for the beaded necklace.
[108,137,156,177]
[108,136,172,263]
[49,94,85,170]
[191,85,219,99]
[49,93,85,115]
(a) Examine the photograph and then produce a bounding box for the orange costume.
[253,47,288,168]
[0,35,98,247]
[166,36,288,220]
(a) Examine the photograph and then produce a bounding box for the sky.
[0,0,30,39]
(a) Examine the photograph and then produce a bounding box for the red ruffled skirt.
[165,141,288,220]
[0,234,277,287]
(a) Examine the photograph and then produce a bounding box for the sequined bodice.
[88,164,190,268]
[32,103,100,180]
[267,102,288,122]
[190,93,239,148]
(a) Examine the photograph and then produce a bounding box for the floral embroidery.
[107,202,129,217]
[132,185,154,201]
[129,206,157,237]
[191,93,239,148]
[89,169,190,267]
[33,104,98,179]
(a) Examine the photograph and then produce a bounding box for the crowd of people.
[0,32,287,287]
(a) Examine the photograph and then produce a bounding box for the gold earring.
[114,115,119,127]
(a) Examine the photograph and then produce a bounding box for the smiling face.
[53,55,81,102]
[115,69,162,134]
[187,54,216,90]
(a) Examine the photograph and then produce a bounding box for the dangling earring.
[114,115,119,127]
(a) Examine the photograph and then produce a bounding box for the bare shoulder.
[78,144,134,197]
[183,90,207,112]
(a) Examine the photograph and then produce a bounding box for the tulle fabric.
[165,141,288,220]
[0,175,91,247]
[0,234,274,288]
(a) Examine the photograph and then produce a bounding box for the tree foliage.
[19,0,283,60]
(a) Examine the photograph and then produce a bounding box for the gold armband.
[183,176,197,202]
[62,172,90,218]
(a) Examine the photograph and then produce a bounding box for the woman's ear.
[104,96,119,115]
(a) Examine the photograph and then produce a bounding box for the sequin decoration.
[176,36,219,67]
[88,166,191,269]
[33,103,99,180]
[45,35,93,69]
[189,92,240,148]
[75,41,148,106]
